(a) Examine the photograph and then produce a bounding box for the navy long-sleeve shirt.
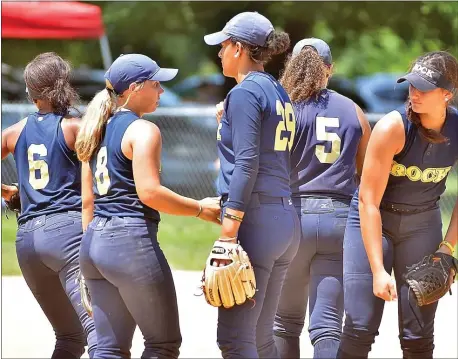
[216,71,293,211]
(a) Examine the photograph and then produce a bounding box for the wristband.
[439,240,455,255]
[224,212,243,222]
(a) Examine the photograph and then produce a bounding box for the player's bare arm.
[61,116,81,151]
[124,119,220,224]
[359,110,405,301]
[355,103,372,176]
[81,161,94,231]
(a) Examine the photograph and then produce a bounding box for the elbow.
[358,190,379,215]
[82,196,94,212]
[137,185,161,205]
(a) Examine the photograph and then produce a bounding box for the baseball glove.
[201,240,256,309]
[404,252,458,307]
[4,183,21,215]
[77,271,93,317]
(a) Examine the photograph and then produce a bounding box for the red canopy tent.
[1,1,112,69]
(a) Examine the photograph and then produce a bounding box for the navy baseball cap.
[397,62,454,92]
[104,54,178,95]
[204,12,274,47]
[292,38,332,66]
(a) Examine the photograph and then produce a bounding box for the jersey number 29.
[274,100,296,152]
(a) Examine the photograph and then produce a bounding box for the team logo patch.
[212,246,225,255]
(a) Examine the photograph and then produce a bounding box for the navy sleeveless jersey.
[14,112,81,224]
[217,71,293,211]
[382,106,458,208]
[290,89,362,200]
[90,110,160,221]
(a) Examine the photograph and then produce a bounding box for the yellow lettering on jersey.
[390,161,451,183]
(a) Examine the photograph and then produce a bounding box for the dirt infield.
[2,271,457,358]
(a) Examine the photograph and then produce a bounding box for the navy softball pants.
[274,196,349,359]
[217,193,301,359]
[80,216,181,359]
[16,211,97,358]
[338,194,443,359]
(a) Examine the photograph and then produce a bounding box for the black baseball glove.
[4,183,21,215]
[404,252,458,306]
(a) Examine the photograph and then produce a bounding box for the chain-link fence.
[2,103,457,222]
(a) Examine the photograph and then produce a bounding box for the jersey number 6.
[274,100,296,152]
[28,144,50,190]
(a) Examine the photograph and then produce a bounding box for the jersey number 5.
[274,100,296,152]
[95,146,111,195]
[315,117,341,164]
[28,144,50,190]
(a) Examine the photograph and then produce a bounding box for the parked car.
[1,66,219,198]
[355,73,409,114]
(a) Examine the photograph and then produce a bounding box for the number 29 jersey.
[217,71,294,205]
[14,112,81,225]
[90,110,160,222]
[290,89,362,200]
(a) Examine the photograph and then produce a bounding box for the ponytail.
[75,89,117,162]
[280,47,328,103]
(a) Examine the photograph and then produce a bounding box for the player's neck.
[419,107,447,133]
[235,63,264,84]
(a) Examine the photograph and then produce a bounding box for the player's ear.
[234,42,243,58]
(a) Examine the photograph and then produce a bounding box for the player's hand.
[198,197,221,225]
[216,101,224,124]
[373,270,397,301]
[1,184,18,202]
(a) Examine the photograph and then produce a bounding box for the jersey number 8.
[95,146,111,195]
[274,100,296,152]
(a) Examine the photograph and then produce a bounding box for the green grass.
[1,214,221,275]
[1,171,456,275]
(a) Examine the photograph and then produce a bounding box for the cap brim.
[397,73,437,92]
[204,31,230,45]
[150,68,178,82]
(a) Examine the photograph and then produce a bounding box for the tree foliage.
[2,1,457,84]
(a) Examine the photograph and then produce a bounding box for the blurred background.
[1,1,457,274]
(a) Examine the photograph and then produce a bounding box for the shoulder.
[62,115,82,132]
[371,110,405,152]
[3,117,27,136]
[125,119,161,142]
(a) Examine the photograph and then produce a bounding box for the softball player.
[1,53,96,358]
[273,39,371,359]
[75,54,220,359]
[204,12,301,358]
[338,51,458,358]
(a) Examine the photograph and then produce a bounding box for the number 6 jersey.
[14,112,82,224]
[289,89,362,200]
[89,110,160,222]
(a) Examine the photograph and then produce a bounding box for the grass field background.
[2,172,456,276]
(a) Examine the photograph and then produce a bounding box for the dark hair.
[24,52,79,116]
[279,47,329,102]
[406,51,458,143]
[230,30,290,65]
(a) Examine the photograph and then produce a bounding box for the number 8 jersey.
[289,89,362,200]
[89,110,160,222]
[14,112,82,224]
